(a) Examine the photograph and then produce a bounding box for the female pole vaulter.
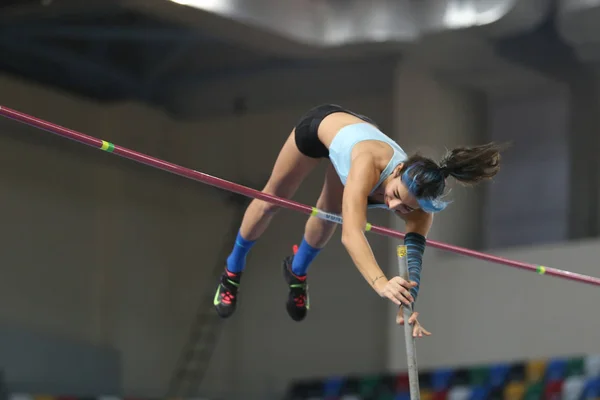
[214,104,504,337]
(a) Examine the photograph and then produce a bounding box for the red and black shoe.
[282,245,310,322]
[214,269,241,318]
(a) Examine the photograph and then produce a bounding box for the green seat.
[359,375,381,397]
[469,365,490,386]
[523,381,543,400]
[375,391,395,400]
[566,357,585,377]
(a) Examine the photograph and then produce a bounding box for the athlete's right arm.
[341,154,415,306]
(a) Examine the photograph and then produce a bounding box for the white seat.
[448,385,472,400]
[562,375,585,400]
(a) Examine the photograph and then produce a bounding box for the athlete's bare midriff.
[317,112,394,174]
[316,112,374,147]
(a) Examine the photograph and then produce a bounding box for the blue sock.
[291,238,322,276]
[226,231,257,274]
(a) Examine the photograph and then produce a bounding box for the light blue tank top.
[328,123,408,210]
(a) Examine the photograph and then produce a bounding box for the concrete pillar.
[483,86,570,249]
[386,61,488,371]
[566,68,600,240]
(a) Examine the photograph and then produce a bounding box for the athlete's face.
[384,165,420,214]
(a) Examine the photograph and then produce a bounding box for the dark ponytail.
[438,142,506,185]
[400,141,507,213]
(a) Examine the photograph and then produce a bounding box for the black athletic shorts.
[293,104,378,159]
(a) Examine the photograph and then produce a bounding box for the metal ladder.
[167,193,249,398]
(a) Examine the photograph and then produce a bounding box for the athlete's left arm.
[394,209,433,303]
[399,209,433,236]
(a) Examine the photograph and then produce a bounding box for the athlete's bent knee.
[260,200,281,215]
[259,185,296,215]
[258,191,291,215]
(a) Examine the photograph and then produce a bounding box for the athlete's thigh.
[316,163,344,212]
[263,130,321,197]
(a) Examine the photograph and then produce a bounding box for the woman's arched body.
[214,104,503,335]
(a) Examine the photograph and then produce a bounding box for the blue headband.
[401,165,450,213]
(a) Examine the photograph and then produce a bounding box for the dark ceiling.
[2,0,589,119]
[0,1,303,112]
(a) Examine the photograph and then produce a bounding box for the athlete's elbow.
[341,226,362,248]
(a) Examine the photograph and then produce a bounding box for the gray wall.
[387,237,600,371]
[0,324,120,395]
[0,61,394,399]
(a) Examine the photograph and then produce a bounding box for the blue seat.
[323,376,344,397]
[431,368,455,391]
[545,358,568,381]
[469,385,490,400]
[488,363,510,389]
[581,377,600,399]
[394,392,411,400]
